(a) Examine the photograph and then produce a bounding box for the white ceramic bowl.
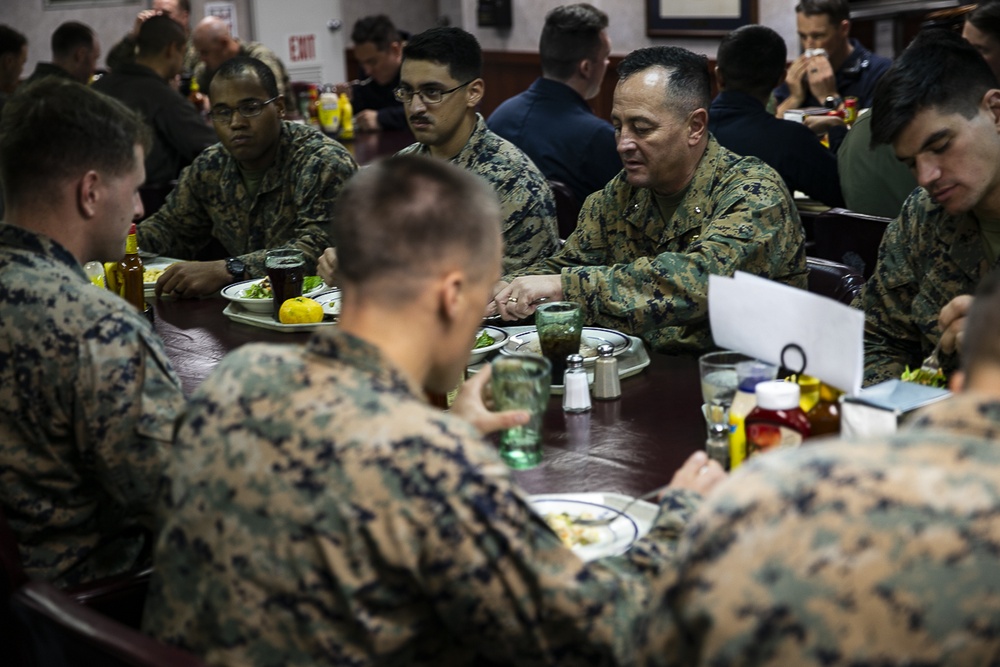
[221,277,328,313]
[468,326,508,365]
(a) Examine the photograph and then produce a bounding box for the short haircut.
[137,14,186,58]
[717,25,787,98]
[51,21,95,59]
[960,268,1000,382]
[795,0,850,24]
[210,56,279,99]
[870,29,998,147]
[539,3,609,81]
[968,0,1000,42]
[0,79,151,207]
[617,46,711,115]
[351,15,400,51]
[402,27,481,83]
[334,154,500,298]
[0,24,26,57]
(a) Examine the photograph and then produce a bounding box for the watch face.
[227,258,245,277]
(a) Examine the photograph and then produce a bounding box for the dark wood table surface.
[153,297,705,497]
[337,129,415,166]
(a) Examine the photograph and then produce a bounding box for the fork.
[920,337,943,375]
[573,487,666,527]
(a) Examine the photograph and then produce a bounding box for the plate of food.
[500,327,631,365]
[142,257,177,289]
[316,290,341,317]
[468,325,508,365]
[529,494,656,561]
[221,276,328,313]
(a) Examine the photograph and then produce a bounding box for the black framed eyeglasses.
[393,81,472,105]
[208,96,280,123]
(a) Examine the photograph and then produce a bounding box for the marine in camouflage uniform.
[648,393,1000,665]
[861,189,991,385]
[143,327,706,666]
[137,121,358,276]
[195,40,292,102]
[508,135,808,354]
[397,114,561,274]
[0,224,185,586]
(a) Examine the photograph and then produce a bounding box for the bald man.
[192,16,290,102]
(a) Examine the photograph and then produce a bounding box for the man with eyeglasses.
[138,56,358,298]
[392,27,559,274]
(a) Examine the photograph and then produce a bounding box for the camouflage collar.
[306,327,424,400]
[908,392,1000,440]
[0,223,87,283]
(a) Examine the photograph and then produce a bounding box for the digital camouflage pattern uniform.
[144,328,704,666]
[137,121,357,276]
[194,41,292,101]
[861,188,993,385]
[0,224,185,586]
[397,113,560,274]
[649,393,1000,666]
[509,136,807,354]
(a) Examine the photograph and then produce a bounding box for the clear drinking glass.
[698,351,752,465]
[265,248,305,321]
[491,354,552,469]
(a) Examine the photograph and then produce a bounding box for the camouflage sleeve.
[861,197,925,386]
[79,310,185,520]
[135,160,216,259]
[237,141,356,276]
[497,175,561,274]
[565,175,799,350]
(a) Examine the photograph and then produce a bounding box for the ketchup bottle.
[745,381,810,459]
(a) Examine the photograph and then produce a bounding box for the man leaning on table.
[862,29,1000,386]
[646,268,1000,665]
[494,46,807,354]
[137,56,358,298]
[0,80,186,586]
[142,154,726,666]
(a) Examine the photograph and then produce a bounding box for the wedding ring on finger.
[507,296,518,304]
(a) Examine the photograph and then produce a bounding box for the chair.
[548,179,582,240]
[811,207,891,281]
[806,256,865,305]
[0,506,152,631]
[11,580,205,667]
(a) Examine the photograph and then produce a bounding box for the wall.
[341,0,440,38]
[457,0,799,60]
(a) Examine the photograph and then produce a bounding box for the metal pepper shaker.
[562,354,591,412]
[593,343,621,400]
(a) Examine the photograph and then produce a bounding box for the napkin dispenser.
[840,379,951,439]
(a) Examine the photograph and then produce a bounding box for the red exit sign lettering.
[288,34,316,63]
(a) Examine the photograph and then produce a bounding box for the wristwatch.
[824,95,844,110]
[225,257,246,281]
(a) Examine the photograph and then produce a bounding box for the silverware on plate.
[573,487,666,527]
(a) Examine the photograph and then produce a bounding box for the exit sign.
[288,34,317,63]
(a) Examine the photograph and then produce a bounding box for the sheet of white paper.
[708,272,864,396]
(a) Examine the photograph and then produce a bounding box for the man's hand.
[803,114,846,136]
[494,275,563,320]
[484,280,509,318]
[130,10,159,38]
[318,247,337,286]
[938,294,973,355]
[661,451,727,497]
[354,109,381,132]
[450,366,530,436]
[782,55,811,108]
[803,53,837,102]
[155,260,232,298]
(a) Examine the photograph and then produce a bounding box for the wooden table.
[153,298,705,497]
[336,129,414,166]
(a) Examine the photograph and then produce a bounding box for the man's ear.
[985,89,1000,130]
[466,78,484,108]
[949,370,965,394]
[687,108,708,145]
[77,170,101,219]
[438,268,466,324]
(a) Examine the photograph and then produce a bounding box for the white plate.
[221,277,329,313]
[500,327,631,365]
[142,257,177,289]
[317,289,342,317]
[468,325,508,365]
[529,493,656,561]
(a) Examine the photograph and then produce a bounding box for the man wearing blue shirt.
[488,3,619,205]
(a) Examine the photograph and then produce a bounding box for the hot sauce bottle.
[745,381,811,459]
[118,223,145,313]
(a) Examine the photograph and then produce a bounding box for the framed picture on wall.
[646,0,758,37]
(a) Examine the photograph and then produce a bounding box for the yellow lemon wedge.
[278,297,324,324]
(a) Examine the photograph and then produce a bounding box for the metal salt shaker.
[562,354,591,413]
[593,344,621,400]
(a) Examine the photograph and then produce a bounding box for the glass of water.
[491,354,552,469]
[698,351,752,466]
